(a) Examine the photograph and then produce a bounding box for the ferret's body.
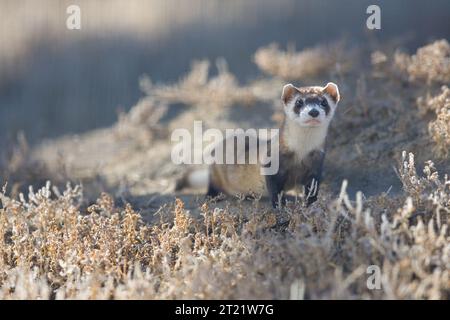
[177,82,340,207]
[207,133,268,196]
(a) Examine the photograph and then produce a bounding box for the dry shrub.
[371,51,388,66]
[0,182,154,299]
[416,86,450,157]
[426,86,450,157]
[0,152,448,299]
[113,59,278,148]
[429,105,450,158]
[370,50,390,78]
[2,38,450,300]
[394,39,450,84]
[115,96,168,147]
[140,59,259,109]
[399,151,449,226]
[417,85,450,115]
[254,42,350,80]
[0,133,50,197]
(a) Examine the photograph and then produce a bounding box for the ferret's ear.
[322,82,340,103]
[281,83,298,105]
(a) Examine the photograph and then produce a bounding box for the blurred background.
[1,0,450,148]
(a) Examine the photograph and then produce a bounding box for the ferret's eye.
[321,99,328,107]
[295,99,303,107]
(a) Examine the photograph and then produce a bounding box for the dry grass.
[0,133,51,198]
[139,59,261,110]
[416,85,450,158]
[115,97,168,147]
[0,151,448,299]
[394,39,450,84]
[254,42,351,80]
[417,85,449,115]
[1,39,450,300]
[374,40,450,159]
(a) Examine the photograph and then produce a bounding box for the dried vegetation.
[1,39,449,299]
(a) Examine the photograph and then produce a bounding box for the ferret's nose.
[308,109,319,118]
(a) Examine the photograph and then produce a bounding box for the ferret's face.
[281,83,340,128]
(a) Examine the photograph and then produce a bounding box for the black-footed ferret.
[176,82,340,207]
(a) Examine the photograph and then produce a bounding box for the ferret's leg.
[206,182,220,198]
[206,166,224,199]
[304,176,321,206]
[303,150,325,206]
[265,173,286,208]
